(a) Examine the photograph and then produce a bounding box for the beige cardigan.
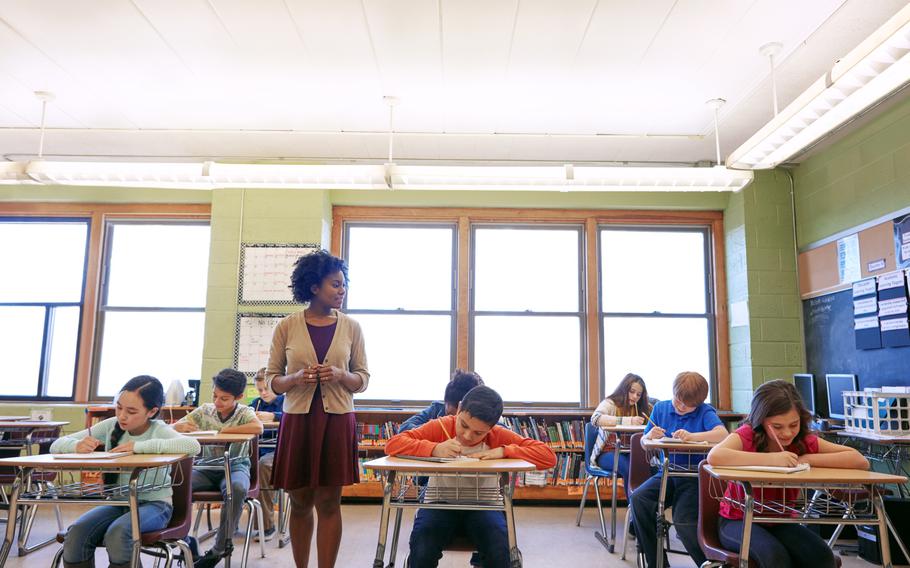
[265,310,370,414]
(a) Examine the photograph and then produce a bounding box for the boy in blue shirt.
[630,371,728,568]
[249,367,284,541]
[398,369,483,432]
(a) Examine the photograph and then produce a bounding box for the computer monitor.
[825,374,858,420]
[793,374,816,416]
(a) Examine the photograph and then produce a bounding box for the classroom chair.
[619,432,651,562]
[191,437,267,568]
[49,455,196,568]
[695,461,841,568]
[575,422,613,537]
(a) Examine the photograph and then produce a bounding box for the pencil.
[767,426,786,452]
[440,419,452,440]
[643,413,659,429]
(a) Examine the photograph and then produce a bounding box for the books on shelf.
[500,416,584,450]
[356,421,399,447]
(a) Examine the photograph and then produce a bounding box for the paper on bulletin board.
[239,244,319,304]
[235,314,287,374]
[895,213,910,269]
[837,234,861,284]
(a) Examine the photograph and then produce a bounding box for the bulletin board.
[233,313,290,376]
[238,243,319,305]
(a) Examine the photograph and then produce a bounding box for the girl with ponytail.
[50,376,201,568]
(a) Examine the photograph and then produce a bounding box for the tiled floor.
[0,502,890,567]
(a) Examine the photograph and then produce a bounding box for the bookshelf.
[346,408,606,503]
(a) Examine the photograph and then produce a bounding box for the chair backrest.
[169,455,195,530]
[626,432,651,493]
[583,422,599,465]
[248,437,260,491]
[697,460,722,551]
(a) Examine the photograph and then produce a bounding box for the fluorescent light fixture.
[728,3,910,169]
[0,161,752,192]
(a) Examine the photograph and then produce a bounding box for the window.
[93,221,210,398]
[600,228,714,402]
[0,219,88,399]
[343,224,455,402]
[472,227,584,403]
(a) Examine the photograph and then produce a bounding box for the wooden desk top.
[190,433,256,443]
[363,456,536,473]
[0,421,69,429]
[642,438,717,451]
[836,431,910,444]
[0,416,29,421]
[705,465,907,485]
[602,425,646,433]
[261,421,280,429]
[0,453,186,469]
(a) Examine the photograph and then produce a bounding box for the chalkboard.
[804,288,910,414]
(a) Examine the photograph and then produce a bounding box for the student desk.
[835,431,910,497]
[705,465,909,568]
[0,453,185,568]
[364,456,536,568]
[0,421,69,455]
[642,438,718,568]
[597,424,645,552]
[190,433,256,568]
[0,417,28,422]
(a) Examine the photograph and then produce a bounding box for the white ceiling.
[0,0,907,165]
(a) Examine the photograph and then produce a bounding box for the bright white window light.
[728,3,910,169]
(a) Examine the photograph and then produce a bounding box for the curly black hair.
[213,368,248,397]
[289,249,349,304]
[444,369,484,406]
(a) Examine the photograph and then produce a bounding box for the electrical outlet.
[30,409,52,421]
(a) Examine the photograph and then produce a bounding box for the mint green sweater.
[50,417,201,503]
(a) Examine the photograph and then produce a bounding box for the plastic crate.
[843,390,910,438]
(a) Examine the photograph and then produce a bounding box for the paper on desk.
[714,463,810,474]
[53,452,132,459]
[397,455,481,463]
[655,437,709,445]
[182,431,219,436]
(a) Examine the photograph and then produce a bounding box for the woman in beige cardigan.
[267,250,369,568]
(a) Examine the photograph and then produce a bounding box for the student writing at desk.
[50,376,201,568]
[631,371,728,568]
[173,369,264,568]
[590,372,652,485]
[385,385,556,568]
[249,367,284,541]
[707,380,868,568]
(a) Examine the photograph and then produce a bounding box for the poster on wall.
[234,313,290,375]
[239,243,319,304]
[894,213,910,269]
[837,233,861,284]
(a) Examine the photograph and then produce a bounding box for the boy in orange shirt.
[385,385,556,568]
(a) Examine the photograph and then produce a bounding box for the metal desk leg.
[222,448,234,568]
[387,507,403,568]
[654,453,670,568]
[737,482,754,568]
[874,493,894,568]
[609,441,621,553]
[593,477,608,550]
[0,467,27,568]
[373,471,396,568]
[502,473,522,568]
[129,474,142,568]
[882,497,910,564]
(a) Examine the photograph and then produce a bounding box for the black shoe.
[469,551,483,566]
[194,549,223,568]
[255,526,276,542]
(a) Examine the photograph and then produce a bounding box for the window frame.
[469,223,587,407]
[0,216,90,401]
[598,225,718,405]
[333,206,730,409]
[341,221,459,406]
[90,218,211,401]
[0,203,211,403]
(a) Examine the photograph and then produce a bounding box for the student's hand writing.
[110,441,135,454]
[630,416,645,426]
[773,451,799,467]
[473,447,505,460]
[76,436,103,453]
[173,421,198,433]
[432,438,464,458]
[647,426,666,440]
[256,411,275,422]
[672,429,693,441]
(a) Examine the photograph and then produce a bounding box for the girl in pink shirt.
[707,380,868,568]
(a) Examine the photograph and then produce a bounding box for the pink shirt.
[718,424,819,520]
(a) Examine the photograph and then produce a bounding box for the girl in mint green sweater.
[50,376,200,568]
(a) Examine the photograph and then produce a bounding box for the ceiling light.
[728,3,910,169]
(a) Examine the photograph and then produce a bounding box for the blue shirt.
[644,400,723,467]
[249,394,285,455]
[398,402,446,433]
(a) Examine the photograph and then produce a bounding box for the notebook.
[53,452,132,460]
[714,463,810,474]
[655,437,709,445]
[397,455,481,463]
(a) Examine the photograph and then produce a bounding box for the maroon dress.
[271,322,360,489]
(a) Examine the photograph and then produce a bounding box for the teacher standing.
[266,250,369,568]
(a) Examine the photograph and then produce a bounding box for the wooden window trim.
[0,203,210,403]
[332,206,731,410]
